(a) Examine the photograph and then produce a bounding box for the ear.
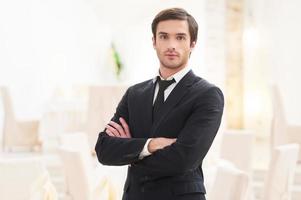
[190,41,196,50]
[152,37,156,49]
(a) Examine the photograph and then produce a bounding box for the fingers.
[148,137,177,153]
[105,128,115,137]
[109,121,127,137]
[106,119,132,138]
[159,137,177,149]
[165,138,176,146]
[119,117,131,138]
[105,124,121,137]
[105,118,132,138]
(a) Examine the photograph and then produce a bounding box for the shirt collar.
[152,66,191,83]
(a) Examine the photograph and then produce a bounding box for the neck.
[159,65,187,79]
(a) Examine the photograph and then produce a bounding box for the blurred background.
[0,0,300,200]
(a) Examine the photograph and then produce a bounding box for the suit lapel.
[140,80,156,136]
[150,70,196,136]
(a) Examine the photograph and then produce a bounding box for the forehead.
[156,20,189,35]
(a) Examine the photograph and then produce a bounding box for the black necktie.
[153,77,175,122]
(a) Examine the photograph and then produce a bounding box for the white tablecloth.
[0,157,57,200]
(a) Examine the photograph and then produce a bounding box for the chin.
[163,65,183,70]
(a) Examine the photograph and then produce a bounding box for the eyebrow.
[176,33,187,36]
[158,32,168,35]
[157,32,187,36]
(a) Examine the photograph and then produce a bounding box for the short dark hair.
[151,8,198,45]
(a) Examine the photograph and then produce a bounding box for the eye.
[176,35,186,40]
[159,34,168,40]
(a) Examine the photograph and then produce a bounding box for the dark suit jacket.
[95,70,224,200]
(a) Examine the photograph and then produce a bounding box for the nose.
[167,47,175,51]
[166,39,176,51]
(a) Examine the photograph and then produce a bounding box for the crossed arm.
[105,117,176,154]
[95,87,224,177]
[95,88,177,166]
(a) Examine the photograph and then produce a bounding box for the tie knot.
[157,77,175,91]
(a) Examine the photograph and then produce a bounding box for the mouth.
[165,53,179,58]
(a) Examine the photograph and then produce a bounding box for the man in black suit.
[95,8,224,200]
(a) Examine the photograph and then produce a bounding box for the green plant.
[111,43,123,78]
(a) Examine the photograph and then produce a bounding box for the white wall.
[0,0,209,118]
[243,0,301,132]
[263,0,301,124]
[0,0,112,118]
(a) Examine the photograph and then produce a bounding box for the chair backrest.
[0,87,21,150]
[58,132,94,172]
[270,85,288,147]
[220,129,254,174]
[0,86,15,121]
[0,87,17,135]
[262,143,299,200]
[209,162,249,200]
[84,85,127,147]
[59,146,92,200]
[0,157,57,200]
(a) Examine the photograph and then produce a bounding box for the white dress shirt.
[139,66,191,159]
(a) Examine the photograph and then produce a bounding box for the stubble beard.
[159,54,187,71]
[160,60,184,70]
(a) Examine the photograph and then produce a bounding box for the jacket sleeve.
[131,87,224,176]
[95,87,147,166]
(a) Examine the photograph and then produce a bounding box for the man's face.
[153,20,195,71]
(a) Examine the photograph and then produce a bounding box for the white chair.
[262,143,299,200]
[58,132,94,166]
[84,85,127,148]
[219,130,255,200]
[0,157,57,200]
[40,85,127,152]
[208,161,249,200]
[0,86,41,151]
[220,129,254,174]
[58,132,127,200]
[271,86,301,161]
[58,146,117,200]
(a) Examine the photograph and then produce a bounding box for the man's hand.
[148,137,177,153]
[105,117,131,138]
